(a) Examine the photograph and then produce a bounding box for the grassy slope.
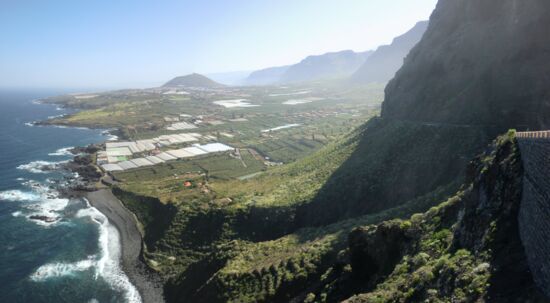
[169,186,455,303]
[280,131,541,303]
[127,116,490,302]
[90,87,496,303]
[175,132,544,303]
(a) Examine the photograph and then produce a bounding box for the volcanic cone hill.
[163,73,225,89]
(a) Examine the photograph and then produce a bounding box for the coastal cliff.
[311,132,546,302]
[62,0,550,301]
[383,0,550,130]
[516,135,550,298]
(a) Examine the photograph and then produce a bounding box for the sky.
[0,0,438,89]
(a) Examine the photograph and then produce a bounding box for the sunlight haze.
[0,0,437,89]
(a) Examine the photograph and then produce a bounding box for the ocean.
[0,90,140,303]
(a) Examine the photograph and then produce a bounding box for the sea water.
[0,90,140,303]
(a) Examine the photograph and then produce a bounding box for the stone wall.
[517,137,550,298]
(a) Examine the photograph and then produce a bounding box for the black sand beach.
[86,189,165,303]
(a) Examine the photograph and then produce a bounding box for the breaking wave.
[29,203,141,302]
[48,147,74,156]
[30,259,95,281]
[0,190,40,202]
[1,181,69,226]
[79,205,141,302]
[17,160,66,174]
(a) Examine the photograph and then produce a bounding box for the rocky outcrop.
[340,133,546,302]
[382,0,550,131]
[296,0,550,228]
[349,220,411,283]
[516,136,550,298]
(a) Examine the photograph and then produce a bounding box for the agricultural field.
[45,83,383,166]
[45,83,383,213]
[113,149,267,203]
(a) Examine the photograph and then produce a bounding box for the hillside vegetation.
[142,0,550,300]
[55,0,550,301]
[158,132,546,302]
[334,132,544,302]
[111,115,494,302]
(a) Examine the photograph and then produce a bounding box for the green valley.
[39,0,550,301]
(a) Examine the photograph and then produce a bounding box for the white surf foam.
[73,204,141,302]
[31,205,142,303]
[26,195,69,213]
[48,147,74,156]
[17,160,66,174]
[107,134,118,141]
[102,130,118,141]
[0,190,40,202]
[3,181,70,226]
[30,258,95,281]
[47,114,65,119]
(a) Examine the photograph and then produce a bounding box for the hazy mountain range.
[242,65,291,86]
[276,50,373,84]
[164,0,550,299]
[166,21,428,88]
[242,22,427,86]
[243,50,372,85]
[351,21,428,84]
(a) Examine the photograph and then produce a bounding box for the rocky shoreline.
[59,144,165,303]
[86,189,165,303]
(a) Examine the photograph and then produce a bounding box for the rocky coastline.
[55,143,165,303]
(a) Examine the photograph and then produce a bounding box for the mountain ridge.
[244,65,291,86]
[245,50,372,85]
[120,0,550,301]
[278,50,373,84]
[382,0,550,130]
[350,21,428,84]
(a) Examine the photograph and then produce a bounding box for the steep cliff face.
[383,0,550,130]
[316,133,546,302]
[156,1,550,301]
[293,118,488,227]
[516,137,550,298]
[297,0,550,226]
[351,21,428,84]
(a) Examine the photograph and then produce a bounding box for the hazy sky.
[0,0,438,89]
